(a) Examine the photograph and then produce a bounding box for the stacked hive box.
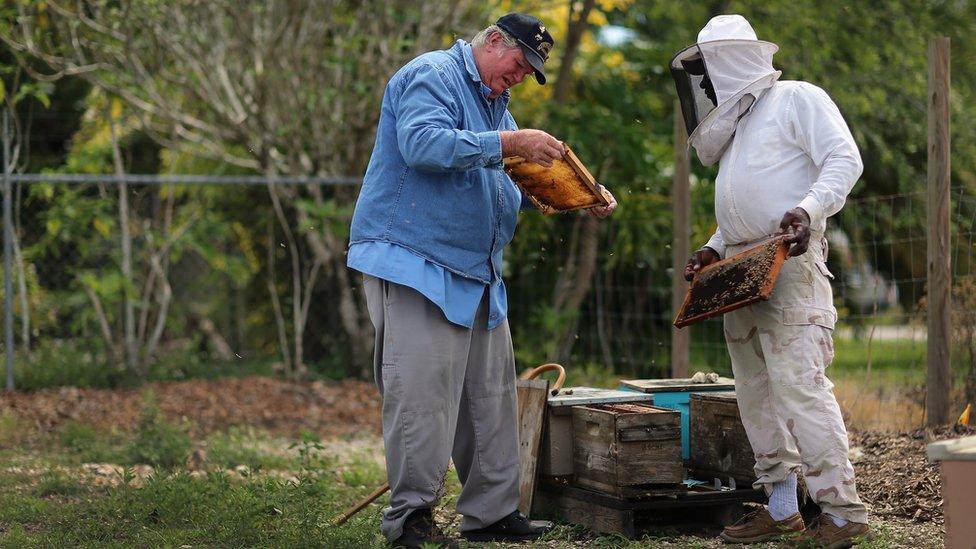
[619,377,736,461]
[532,388,766,538]
[539,387,655,478]
[689,391,757,485]
[572,402,683,497]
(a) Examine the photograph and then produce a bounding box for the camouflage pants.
[723,238,868,524]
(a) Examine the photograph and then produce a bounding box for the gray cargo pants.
[363,275,520,541]
[723,237,868,524]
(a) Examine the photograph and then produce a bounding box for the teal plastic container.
[649,391,694,460]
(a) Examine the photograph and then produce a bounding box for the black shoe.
[390,508,458,549]
[460,510,554,542]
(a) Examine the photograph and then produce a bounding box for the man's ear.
[486,30,506,53]
[484,31,498,51]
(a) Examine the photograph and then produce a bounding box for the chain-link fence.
[3,170,975,429]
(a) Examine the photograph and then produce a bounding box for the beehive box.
[540,387,655,477]
[689,391,756,484]
[619,377,736,460]
[573,403,683,497]
[926,435,976,549]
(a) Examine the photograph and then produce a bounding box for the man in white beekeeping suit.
[672,14,870,547]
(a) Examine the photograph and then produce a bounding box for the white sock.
[827,513,849,527]
[767,472,799,521]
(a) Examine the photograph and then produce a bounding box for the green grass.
[206,426,294,471]
[0,427,387,547]
[832,337,926,379]
[552,336,928,391]
[0,468,384,547]
[0,465,924,547]
[0,421,931,548]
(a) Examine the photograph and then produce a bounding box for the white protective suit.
[673,15,869,524]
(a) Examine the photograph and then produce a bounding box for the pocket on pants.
[782,307,837,330]
[767,324,835,389]
[381,362,401,398]
[771,257,814,302]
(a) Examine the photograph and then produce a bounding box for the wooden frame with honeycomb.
[673,237,790,328]
[504,148,611,215]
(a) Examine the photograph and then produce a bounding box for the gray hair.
[471,25,519,49]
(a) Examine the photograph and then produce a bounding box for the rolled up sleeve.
[395,64,501,172]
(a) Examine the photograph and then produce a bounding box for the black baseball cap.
[495,13,554,85]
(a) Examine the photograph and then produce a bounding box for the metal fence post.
[3,111,14,391]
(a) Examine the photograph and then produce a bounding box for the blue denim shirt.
[348,40,529,329]
[347,242,508,329]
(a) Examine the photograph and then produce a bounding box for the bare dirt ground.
[0,376,383,439]
[2,376,971,547]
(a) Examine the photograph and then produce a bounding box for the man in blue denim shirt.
[348,12,616,549]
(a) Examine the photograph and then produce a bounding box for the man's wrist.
[795,207,811,224]
[500,130,520,157]
[796,196,822,225]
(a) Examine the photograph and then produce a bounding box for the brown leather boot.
[797,513,871,548]
[720,507,805,544]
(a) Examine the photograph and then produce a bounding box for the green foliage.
[58,421,126,464]
[295,198,355,240]
[1,0,975,385]
[13,340,118,391]
[501,0,976,375]
[127,396,192,469]
[145,353,278,384]
[12,338,283,391]
[58,421,102,454]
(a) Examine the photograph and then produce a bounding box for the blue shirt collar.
[456,40,509,102]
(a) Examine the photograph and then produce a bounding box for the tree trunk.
[266,216,293,372]
[552,0,596,105]
[552,215,600,362]
[293,187,373,378]
[12,231,29,354]
[547,0,601,363]
[109,116,140,377]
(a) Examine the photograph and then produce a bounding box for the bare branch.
[78,275,121,368]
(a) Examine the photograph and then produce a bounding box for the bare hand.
[684,247,720,281]
[586,185,617,218]
[502,129,565,168]
[778,207,811,257]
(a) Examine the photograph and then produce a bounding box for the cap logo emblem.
[537,41,552,58]
[535,33,542,41]
[539,25,546,33]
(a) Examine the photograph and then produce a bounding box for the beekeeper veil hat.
[670,15,781,165]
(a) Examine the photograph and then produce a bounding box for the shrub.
[126,395,192,469]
